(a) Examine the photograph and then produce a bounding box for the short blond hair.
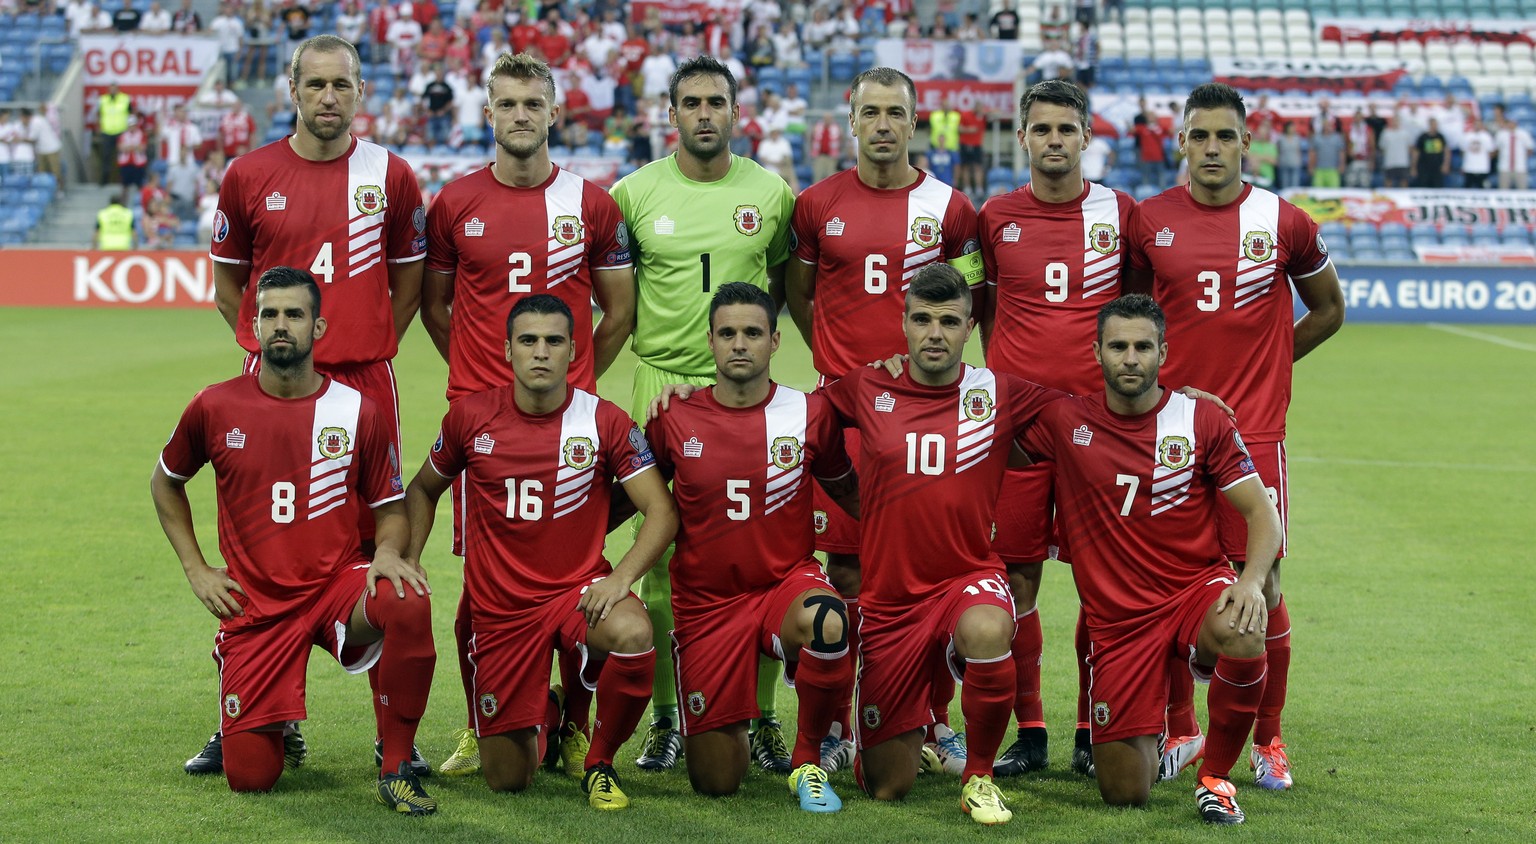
[485,51,557,104]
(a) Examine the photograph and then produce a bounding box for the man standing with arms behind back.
[193,33,428,779]
[609,54,797,773]
[1125,82,1344,790]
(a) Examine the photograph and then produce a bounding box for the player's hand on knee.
[578,575,634,628]
[1176,385,1234,418]
[369,549,431,599]
[868,353,908,379]
[647,384,697,422]
[1214,580,1266,636]
[186,564,245,619]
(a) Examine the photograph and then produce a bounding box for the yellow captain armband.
[947,249,985,287]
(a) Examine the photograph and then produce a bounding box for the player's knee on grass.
[789,593,847,653]
[825,553,860,597]
[953,604,1015,661]
[1093,736,1157,807]
[685,726,749,796]
[479,730,540,792]
[1006,563,1043,612]
[860,732,922,801]
[224,728,284,793]
[589,596,653,655]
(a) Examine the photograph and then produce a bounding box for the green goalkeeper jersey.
[611,153,795,377]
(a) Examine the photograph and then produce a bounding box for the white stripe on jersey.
[762,387,809,515]
[346,140,391,279]
[308,381,363,520]
[954,367,998,474]
[1150,392,1197,515]
[1079,183,1122,299]
[901,177,958,288]
[552,389,600,519]
[545,168,587,288]
[1234,188,1281,309]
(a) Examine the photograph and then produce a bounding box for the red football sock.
[224,730,283,792]
[536,683,562,762]
[585,649,655,768]
[929,677,956,741]
[792,647,854,768]
[1075,608,1091,730]
[365,589,436,776]
[1197,654,1267,781]
[455,589,474,729]
[839,597,860,735]
[559,648,595,734]
[960,654,1016,779]
[1254,599,1291,745]
[1012,607,1044,728]
[1166,656,1200,738]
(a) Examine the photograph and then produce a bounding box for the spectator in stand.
[956,13,984,42]
[756,123,798,193]
[171,0,201,33]
[674,20,703,59]
[991,0,1019,40]
[67,2,110,37]
[197,79,239,109]
[419,18,450,66]
[1029,40,1074,85]
[1377,115,1416,189]
[627,108,653,166]
[141,170,168,216]
[160,104,203,167]
[772,20,803,69]
[809,112,844,185]
[218,98,255,160]
[804,6,838,52]
[146,196,178,250]
[1312,98,1337,138]
[447,57,483,147]
[335,1,366,48]
[165,146,201,221]
[1494,111,1534,190]
[1246,94,1279,132]
[1346,108,1375,188]
[210,4,244,86]
[378,86,416,148]
[747,29,777,70]
[562,78,594,149]
[781,82,809,135]
[367,0,397,64]
[1131,110,1166,190]
[583,19,620,69]
[21,108,60,180]
[538,10,574,67]
[639,50,675,103]
[238,5,274,88]
[280,5,313,70]
[140,1,171,32]
[111,1,141,32]
[746,0,781,40]
[201,149,228,191]
[1276,121,1305,190]
[388,8,424,77]
[197,176,222,244]
[1074,23,1098,89]
[615,23,649,114]
[116,112,149,189]
[1310,118,1345,188]
[1364,104,1388,147]
[1461,118,1495,189]
[422,65,456,146]
[511,10,541,55]
[829,4,859,55]
[957,103,986,199]
[888,10,918,38]
[482,27,511,79]
[0,111,27,172]
[1075,0,1098,28]
[1412,117,1450,188]
[1248,121,1278,189]
[1082,132,1114,183]
[923,11,952,39]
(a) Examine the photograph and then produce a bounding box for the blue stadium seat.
[756,66,784,93]
[828,54,856,81]
[1499,227,1532,246]
[1385,248,1417,262]
[1440,229,1470,246]
[786,67,814,95]
[30,172,56,194]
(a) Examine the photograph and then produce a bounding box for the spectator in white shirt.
[639,52,676,102]
[756,124,798,192]
[781,82,808,134]
[336,1,367,47]
[196,79,239,109]
[1494,114,1534,190]
[771,20,803,68]
[387,11,424,77]
[1030,41,1075,83]
[140,1,171,32]
[209,4,244,85]
[24,107,62,180]
[1082,135,1114,183]
[1461,119,1495,189]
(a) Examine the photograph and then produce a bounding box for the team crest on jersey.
[734,205,762,236]
[1089,222,1118,255]
[963,388,995,423]
[1093,701,1110,727]
[353,184,386,216]
[813,510,828,535]
[687,691,706,716]
[317,427,351,459]
[1243,230,1275,263]
[552,215,584,245]
[479,693,498,718]
[224,694,241,719]
[861,704,882,730]
[770,436,803,470]
[910,216,941,248]
[563,437,596,470]
[1158,435,1192,470]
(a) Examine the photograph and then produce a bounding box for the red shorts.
[1215,440,1288,561]
[213,562,378,735]
[1084,572,1236,744]
[672,565,835,736]
[992,461,1060,565]
[852,571,1015,749]
[813,427,861,555]
[466,579,599,737]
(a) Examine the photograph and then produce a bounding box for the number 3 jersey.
[158,377,404,629]
[427,386,656,629]
[210,136,426,367]
[426,165,631,399]
[1019,390,1258,628]
[1124,184,1330,441]
[819,367,1065,612]
[646,384,851,615]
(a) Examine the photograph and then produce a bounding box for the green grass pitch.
[1,308,1533,842]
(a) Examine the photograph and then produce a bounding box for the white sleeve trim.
[368,491,407,508]
[209,253,250,266]
[386,253,427,264]
[1219,472,1262,493]
[426,459,457,480]
[813,466,854,484]
[616,462,657,484]
[593,260,635,271]
[1292,256,1332,281]
[158,454,193,481]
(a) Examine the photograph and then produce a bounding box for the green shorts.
[629,360,715,423]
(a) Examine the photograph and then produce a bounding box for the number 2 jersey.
[647,384,851,615]
[1124,184,1330,441]
[158,376,404,629]
[819,366,1065,612]
[210,136,426,367]
[427,386,656,630]
[1020,390,1258,629]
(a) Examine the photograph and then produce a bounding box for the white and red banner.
[629,0,742,27]
[81,34,220,125]
[874,39,1022,117]
[1212,57,1412,94]
[0,250,216,308]
[1316,16,1536,46]
[1413,243,1536,264]
[1283,188,1536,229]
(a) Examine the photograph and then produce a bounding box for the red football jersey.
[427,386,656,630]
[791,169,980,379]
[426,165,631,399]
[1020,390,1258,629]
[647,384,851,614]
[981,182,1136,394]
[210,136,426,367]
[159,377,404,629]
[819,366,1065,611]
[1124,184,1330,441]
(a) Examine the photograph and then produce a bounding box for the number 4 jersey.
[1125,184,1330,441]
[210,136,426,367]
[158,376,404,629]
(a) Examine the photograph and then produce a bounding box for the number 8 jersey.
[210,137,426,367]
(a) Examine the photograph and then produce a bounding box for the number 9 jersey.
[210,137,426,367]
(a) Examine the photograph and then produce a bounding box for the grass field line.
[1427,322,1536,352]
[1291,454,1536,473]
